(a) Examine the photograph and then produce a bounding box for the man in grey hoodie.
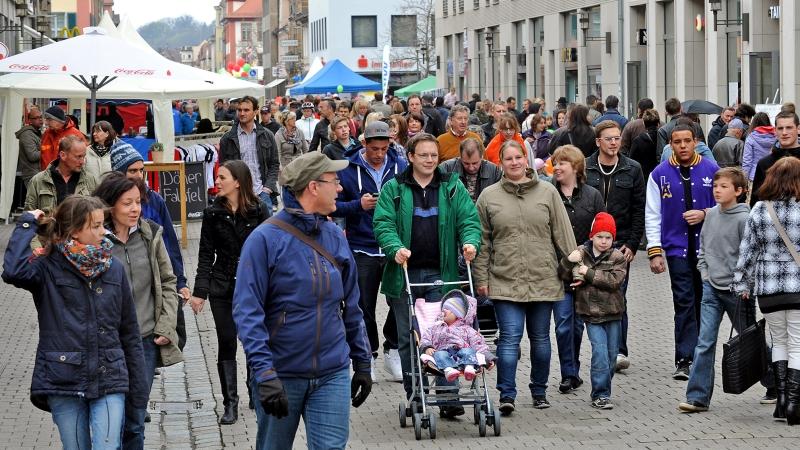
[679,167,755,412]
[16,107,43,187]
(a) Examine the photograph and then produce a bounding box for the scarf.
[282,127,302,146]
[56,237,113,279]
[408,130,419,139]
[93,144,111,158]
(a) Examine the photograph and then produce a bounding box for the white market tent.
[0,13,264,219]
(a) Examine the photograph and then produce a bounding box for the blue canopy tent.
[288,59,380,95]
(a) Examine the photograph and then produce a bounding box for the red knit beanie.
[589,212,616,240]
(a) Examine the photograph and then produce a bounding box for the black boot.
[217,361,239,425]
[787,368,800,426]
[246,365,254,410]
[773,361,788,419]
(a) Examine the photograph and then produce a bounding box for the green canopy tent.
[394,75,437,97]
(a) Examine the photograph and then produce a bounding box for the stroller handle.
[402,259,475,298]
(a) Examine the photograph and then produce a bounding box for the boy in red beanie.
[559,212,628,409]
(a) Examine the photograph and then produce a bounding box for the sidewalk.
[2,220,800,448]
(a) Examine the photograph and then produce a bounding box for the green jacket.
[373,167,482,299]
[24,160,97,213]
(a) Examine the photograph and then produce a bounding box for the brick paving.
[2,220,800,449]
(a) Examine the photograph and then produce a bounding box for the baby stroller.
[397,263,501,440]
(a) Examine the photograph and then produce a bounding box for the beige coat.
[473,170,577,302]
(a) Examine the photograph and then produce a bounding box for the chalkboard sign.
[158,161,207,222]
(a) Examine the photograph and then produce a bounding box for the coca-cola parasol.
[0,27,211,128]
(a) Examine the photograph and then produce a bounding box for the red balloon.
[237,58,245,67]
[241,71,248,77]
[233,65,241,72]
[227,63,234,71]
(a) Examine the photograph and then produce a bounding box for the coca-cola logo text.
[8,64,50,71]
[113,68,155,76]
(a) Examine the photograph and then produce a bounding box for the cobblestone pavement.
[2,220,800,449]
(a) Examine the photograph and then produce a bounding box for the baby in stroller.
[419,290,495,382]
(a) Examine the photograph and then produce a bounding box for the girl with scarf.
[275,111,308,168]
[2,195,147,449]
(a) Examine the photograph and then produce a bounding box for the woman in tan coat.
[474,140,577,415]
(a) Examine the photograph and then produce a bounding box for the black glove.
[258,378,289,418]
[351,361,373,408]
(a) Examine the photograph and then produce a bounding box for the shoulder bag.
[266,217,341,272]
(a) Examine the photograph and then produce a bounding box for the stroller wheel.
[428,414,437,439]
[478,410,487,437]
[398,402,407,428]
[492,407,502,436]
[473,404,480,425]
[413,413,423,440]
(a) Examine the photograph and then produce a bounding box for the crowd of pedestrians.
[7,90,800,449]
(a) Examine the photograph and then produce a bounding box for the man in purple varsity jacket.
[644,124,719,381]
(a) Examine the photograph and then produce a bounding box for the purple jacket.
[418,292,491,357]
[645,153,719,259]
[742,127,777,180]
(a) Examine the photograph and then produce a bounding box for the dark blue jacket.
[592,108,629,129]
[181,112,198,135]
[2,213,148,412]
[142,189,187,291]
[232,190,372,383]
[172,108,182,135]
[331,146,408,253]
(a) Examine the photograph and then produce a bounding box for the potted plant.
[149,142,170,163]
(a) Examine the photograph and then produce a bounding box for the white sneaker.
[383,349,403,382]
[615,354,630,372]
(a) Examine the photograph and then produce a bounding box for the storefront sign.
[280,39,298,47]
[637,29,647,46]
[769,6,780,19]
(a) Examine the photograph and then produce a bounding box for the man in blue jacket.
[233,152,373,450]
[332,121,408,382]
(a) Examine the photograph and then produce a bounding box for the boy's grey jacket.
[697,203,750,290]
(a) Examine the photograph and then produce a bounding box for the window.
[443,0,448,17]
[474,0,480,9]
[458,0,464,13]
[241,22,252,42]
[51,12,77,36]
[311,18,327,52]
[588,7,601,38]
[391,15,417,47]
[565,12,578,42]
[352,16,377,47]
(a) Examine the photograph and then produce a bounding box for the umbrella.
[681,100,723,115]
[0,27,211,128]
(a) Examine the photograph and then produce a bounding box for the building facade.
[261,0,308,95]
[51,0,113,39]
[220,0,263,74]
[436,0,794,118]
[307,0,426,89]
[1,0,52,54]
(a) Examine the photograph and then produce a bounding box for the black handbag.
[721,313,768,394]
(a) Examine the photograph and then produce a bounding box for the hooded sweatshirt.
[742,126,777,180]
[697,203,750,290]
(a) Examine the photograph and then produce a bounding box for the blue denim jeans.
[390,267,445,398]
[553,291,583,379]
[123,335,159,450]
[494,300,554,399]
[49,393,126,450]
[251,368,351,450]
[586,320,621,399]
[433,347,479,369]
[666,256,703,364]
[258,191,274,218]
[685,281,754,405]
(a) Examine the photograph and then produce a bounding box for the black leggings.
[210,298,238,362]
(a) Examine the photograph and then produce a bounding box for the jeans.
[433,348,479,369]
[390,267,445,398]
[493,300,554,399]
[123,336,159,450]
[586,320,621,399]
[685,281,754,405]
[251,368,351,450]
[353,253,397,356]
[666,256,703,364]
[764,309,800,370]
[49,393,126,450]
[552,291,583,379]
[258,191,274,218]
[619,267,630,356]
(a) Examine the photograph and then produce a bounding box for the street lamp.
[15,0,29,18]
[709,0,742,31]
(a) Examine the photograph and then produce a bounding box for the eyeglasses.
[314,178,341,186]
[411,153,439,160]
[599,136,622,143]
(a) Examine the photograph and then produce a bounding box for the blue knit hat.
[110,141,143,172]
[442,295,467,319]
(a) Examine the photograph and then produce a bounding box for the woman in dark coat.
[548,104,598,158]
[550,144,606,395]
[628,109,661,181]
[189,160,268,424]
[2,196,147,449]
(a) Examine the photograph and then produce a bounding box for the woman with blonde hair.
[474,139,577,414]
[275,110,308,167]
